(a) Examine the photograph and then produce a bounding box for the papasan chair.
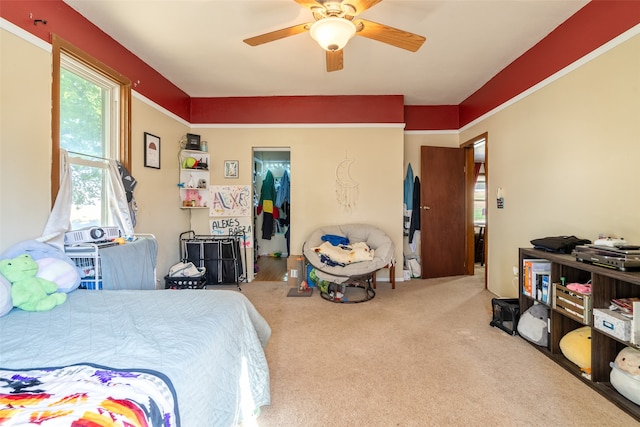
[303,224,395,303]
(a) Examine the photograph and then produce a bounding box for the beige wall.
[0,26,404,283]
[7,20,637,294]
[403,132,460,180]
[130,98,190,281]
[192,126,405,281]
[461,31,640,298]
[0,27,192,282]
[0,29,53,251]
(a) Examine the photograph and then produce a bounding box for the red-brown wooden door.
[420,146,466,278]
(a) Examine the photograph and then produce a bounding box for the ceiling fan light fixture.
[309,17,356,52]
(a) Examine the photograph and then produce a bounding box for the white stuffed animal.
[611,347,640,405]
[517,303,549,346]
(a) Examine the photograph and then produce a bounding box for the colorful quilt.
[0,364,178,426]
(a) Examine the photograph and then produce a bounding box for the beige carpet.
[231,273,637,427]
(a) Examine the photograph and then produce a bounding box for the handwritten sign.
[209,185,251,217]
[209,217,253,248]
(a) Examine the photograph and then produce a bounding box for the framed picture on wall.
[224,160,239,179]
[144,132,160,169]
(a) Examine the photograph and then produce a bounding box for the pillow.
[517,303,549,346]
[611,347,640,405]
[1,239,65,260]
[611,363,640,405]
[559,326,592,374]
[0,273,12,317]
[36,257,81,293]
[615,346,640,376]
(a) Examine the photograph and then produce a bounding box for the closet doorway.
[253,148,290,282]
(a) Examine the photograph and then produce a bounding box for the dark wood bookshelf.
[518,247,640,422]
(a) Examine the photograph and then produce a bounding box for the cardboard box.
[287,255,304,287]
[593,308,631,342]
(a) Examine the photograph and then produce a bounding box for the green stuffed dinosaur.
[0,254,66,312]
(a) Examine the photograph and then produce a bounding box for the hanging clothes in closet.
[257,170,277,240]
[275,170,291,254]
[404,164,414,210]
[275,169,290,208]
[409,176,421,244]
[403,163,414,235]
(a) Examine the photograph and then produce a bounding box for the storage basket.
[184,237,244,285]
[65,244,103,290]
[164,270,206,289]
[553,282,592,325]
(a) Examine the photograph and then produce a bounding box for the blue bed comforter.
[0,289,271,426]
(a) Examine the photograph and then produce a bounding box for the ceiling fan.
[243,0,426,72]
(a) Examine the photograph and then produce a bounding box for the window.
[52,35,131,230]
[473,173,486,224]
[60,58,117,228]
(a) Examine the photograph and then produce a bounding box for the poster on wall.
[209,185,251,217]
[209,217,253,248]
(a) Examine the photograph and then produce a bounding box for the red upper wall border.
[191,95,405,124]
[403,105,459,131]
[0,0,191,121]
[459,0,640,128]
[2,1,640,129]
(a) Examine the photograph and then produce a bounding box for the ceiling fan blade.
[346,0,383,15]
[354,19,425,52]
[243,23,312,46]
[326,50,344,72]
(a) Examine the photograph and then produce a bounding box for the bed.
[0,288,271,426]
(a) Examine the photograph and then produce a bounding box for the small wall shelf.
[179,149,210,209]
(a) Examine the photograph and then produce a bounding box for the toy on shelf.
[183,189,205,208]
[559,326,592,375]
[517,303,549,346]
[186,173,196,189]
[179,149,210,209]
[610,347,640,405]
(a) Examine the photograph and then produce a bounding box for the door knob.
[422,206,430,210]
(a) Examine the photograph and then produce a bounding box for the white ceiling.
[62,0,589,105]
